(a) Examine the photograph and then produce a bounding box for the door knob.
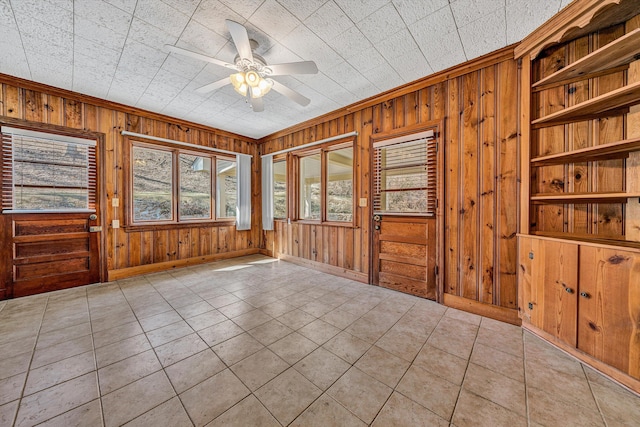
[89,214,98,220]
[579,292,590,299]
[374,225,380,230]
[564,287,574,294]
[373,215,381,222]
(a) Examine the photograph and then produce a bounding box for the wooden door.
[370,127,440,300]
[372,216,437,299]
[578,246,640,379]
[0,123,103,299]
[5,212,101,298]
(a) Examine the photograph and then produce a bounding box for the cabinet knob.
[580,291,590,299]
[565,287,574,294]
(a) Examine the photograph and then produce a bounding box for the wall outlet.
[112,220,120,229]
[359,198,367,207]
[112,198,120,207]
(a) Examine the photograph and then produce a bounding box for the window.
[373,132,436,215]
[1,127,96,212]
[296,142,353,223]
[273,159,286,218]
[327,147,353,221]
[299,153,321,220]
[130,141,236,224]
[216,158,237,218]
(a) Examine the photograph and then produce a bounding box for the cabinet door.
[578,247,640,379]
[538,240,579,346]
[519,237,578,345]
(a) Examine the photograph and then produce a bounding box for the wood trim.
[0,74,252,142]
[522,322,640,396]
[514,0,637,59]
[443,293,522,325]
[277,253,368,283]
[107,248,261,281]
[258,46,516,143]
[518,233,640,253]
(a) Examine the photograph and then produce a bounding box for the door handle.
[579,292,590,299]
[89,214,98,220]
[374,225,380,230]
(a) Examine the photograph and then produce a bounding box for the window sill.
[282,219,359,229]
[123,219,236,232]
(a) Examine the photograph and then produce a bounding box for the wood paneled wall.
[0,79,260,281]
[260,48,520,313]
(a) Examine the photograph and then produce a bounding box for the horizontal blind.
[373,135,437,215]
[1,133,13,211]
[1,130,97,212]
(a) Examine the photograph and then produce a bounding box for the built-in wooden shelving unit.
[531,137,640,165]
[531,80,640,128]
[517,0,640,396]
[532,28,640,87]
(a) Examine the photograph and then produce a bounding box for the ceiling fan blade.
[271,80,311,107]
[267,61,318,76]
[226,20,254,62]
[165,45,234,69]
[195,77,231,94]
[250,96,264,112]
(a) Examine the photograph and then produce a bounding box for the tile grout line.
[581,363,609,427]
[12,294,52,426]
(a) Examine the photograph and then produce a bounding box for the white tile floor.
[0,255,639,426]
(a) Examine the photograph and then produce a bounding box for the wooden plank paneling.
[0,80,256,290]
[497,59,519,309]
[261,50,520,313]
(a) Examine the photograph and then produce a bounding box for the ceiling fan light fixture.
[245,70,260,87]
[251,78,273,98]
[230,72,248,96]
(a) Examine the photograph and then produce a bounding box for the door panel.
[373,215,436,299]
[8,213,100,298]
[578,246,640,378]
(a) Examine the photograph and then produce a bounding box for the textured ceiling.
[0,0,570,139]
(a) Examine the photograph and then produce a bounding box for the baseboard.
[277,254,369,283]
[522,323,640,396]
[108,248,261,281]
[443,294,521,326]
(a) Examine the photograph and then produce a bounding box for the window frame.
[126,139,236,228]
[290,139,355,226]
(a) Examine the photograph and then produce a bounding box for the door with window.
[371,128,440,299]
[0,125,102,299]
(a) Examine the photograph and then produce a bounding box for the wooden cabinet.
[519,236,640,382]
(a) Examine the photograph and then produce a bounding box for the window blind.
[1,128,97,213]
[373,133,437,216]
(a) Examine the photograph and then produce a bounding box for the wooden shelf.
[531,192,640,203]
[531,137,640,165]
[532,28,640,88]
[531,80,640,128]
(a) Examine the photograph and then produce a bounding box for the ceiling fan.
[165,20,318,112]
